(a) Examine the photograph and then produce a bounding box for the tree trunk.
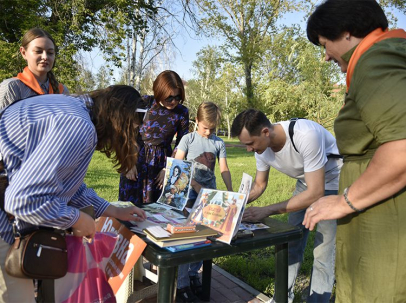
[130,30,137,87]
[134,27,146,91]
[244,62,254,108]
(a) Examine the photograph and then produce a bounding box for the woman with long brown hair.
[0,85,146,301]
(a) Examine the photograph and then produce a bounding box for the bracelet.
[343,187,364,212]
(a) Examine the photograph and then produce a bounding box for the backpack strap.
[289,118,343,159]
[289,118,301,153]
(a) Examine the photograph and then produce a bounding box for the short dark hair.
[231,109,272,137]
[307,0,388,45]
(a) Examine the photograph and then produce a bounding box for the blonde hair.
[21,28,60,93]
[197,101,221,129]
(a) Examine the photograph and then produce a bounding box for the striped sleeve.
[4,114,109,229]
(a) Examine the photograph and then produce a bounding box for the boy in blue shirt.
[174,101,233,302]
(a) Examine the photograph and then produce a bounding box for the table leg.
[201,259,212,301]
[157,266,177,303]
[274,243,288,303]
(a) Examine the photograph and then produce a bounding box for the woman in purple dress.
[119,70,189,205]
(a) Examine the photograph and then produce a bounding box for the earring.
[346,36,350,40]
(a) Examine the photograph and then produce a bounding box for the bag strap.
[288,118,343,159]
[289,118,301,153]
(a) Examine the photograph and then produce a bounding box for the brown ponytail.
[47,71,60,93]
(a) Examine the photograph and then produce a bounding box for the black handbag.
[5,227,68,279]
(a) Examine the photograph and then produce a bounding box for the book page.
[110,202,187,234]
[234,173,253,236]
[156,157,194,211]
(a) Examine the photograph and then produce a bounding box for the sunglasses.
[165,95,182,103]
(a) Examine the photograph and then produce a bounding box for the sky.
[86,7,406,82]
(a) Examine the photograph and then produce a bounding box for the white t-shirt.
[255,119,342,190]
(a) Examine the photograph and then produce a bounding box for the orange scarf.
[15,67,64,95]
[346,28,406,92]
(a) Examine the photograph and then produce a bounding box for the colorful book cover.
[157,157,194,211]
[96,217,147,294]
[186,189,246,244]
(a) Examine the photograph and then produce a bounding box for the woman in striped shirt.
[0,85,147,302]
[0,27,69,109]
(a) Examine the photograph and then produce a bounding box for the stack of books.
[143,224,218,250]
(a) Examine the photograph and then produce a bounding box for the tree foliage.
[187,45,245,136]
[255,26,343,130]
[195,0,300,107]
[0,0,156,91]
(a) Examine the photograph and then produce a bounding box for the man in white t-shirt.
[231,109,342,303]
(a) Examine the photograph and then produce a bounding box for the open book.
[156,157,194,211]
[185,173,252,244]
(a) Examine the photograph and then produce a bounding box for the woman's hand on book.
[104,205,147,222]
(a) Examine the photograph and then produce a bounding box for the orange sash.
[15,67,64,94]
[346,28,406,92]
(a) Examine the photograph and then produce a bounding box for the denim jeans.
[177,261,203,289]
[287,180,337,303]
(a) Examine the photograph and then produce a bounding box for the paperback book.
[143,224,218,247]
[186,188,246,244]
[156,157,194,211]
[185,173,253,244]
[164,240,212,252]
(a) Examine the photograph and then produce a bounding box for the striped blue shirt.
[0,94,110,244]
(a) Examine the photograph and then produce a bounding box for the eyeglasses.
[165,95,182,103]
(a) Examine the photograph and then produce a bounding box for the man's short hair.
[231,109,271,137]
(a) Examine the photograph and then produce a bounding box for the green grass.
[85,140,316,300]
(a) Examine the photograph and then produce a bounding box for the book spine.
[165,240,211,252]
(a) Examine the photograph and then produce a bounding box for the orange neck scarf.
[346,28,406,92]
[15,67,63,95]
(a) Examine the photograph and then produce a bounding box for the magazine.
[239,222,269,231]
[186,188,246,244]
[110,201,187,234]
[96,217,147,294]
[156,157,194,211]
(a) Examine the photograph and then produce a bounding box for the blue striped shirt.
[0,94,110,244]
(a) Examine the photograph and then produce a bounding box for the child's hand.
[125,165,138,181]
[154,169,166,189]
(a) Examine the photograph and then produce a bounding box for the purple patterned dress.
[118,96,189,205]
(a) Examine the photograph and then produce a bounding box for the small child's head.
[196,101,221,138]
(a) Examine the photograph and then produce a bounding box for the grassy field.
[84,137,315,300]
